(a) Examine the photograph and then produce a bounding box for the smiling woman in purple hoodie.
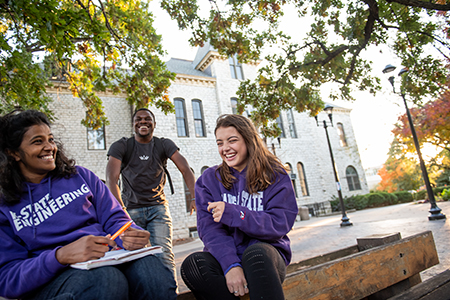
[0,110,176,300]
[181,114,298,300]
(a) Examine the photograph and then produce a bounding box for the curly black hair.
[0,109,77,204]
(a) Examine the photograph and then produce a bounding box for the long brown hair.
[214,114,285,194]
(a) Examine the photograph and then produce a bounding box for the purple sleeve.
[220,172,298,240]
[195,172,241,273]
[76,166,142,248]
[0,214,66,298]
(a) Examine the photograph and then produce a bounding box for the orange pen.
[110,220,133,240]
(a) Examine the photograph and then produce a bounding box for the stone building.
[47,44,369,239]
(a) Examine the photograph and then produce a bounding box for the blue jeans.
[24,255,177,300]
[127,204,175,280]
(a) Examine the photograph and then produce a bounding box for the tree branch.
[386,0,450,11]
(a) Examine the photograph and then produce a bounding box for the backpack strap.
[153,137,174,195]
[121,137,135,172]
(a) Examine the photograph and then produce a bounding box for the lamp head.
[398,67,408,76]
[383,64,396,74]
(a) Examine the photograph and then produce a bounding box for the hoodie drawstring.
[26,177,52,239]
[26,185,36,238]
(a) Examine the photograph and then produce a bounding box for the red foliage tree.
[392,95,450,164]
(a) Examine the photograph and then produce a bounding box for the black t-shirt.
[107,137,179,208]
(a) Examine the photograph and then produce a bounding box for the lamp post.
[382,64,446,221]
[315,105,353,227]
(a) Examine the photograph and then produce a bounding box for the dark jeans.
[24,255,177,300]
[181,242,286,300]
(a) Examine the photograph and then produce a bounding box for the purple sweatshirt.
[0,166,140,299]
[195,165,298,274]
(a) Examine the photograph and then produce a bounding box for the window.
[229,54,244,80]
[285,163,298,198]
[346,166,361,191]
[231,97,238,114]
[192,99,206,137]
[184,169,195,212]
[47,58,70,81]
[87,126,105,150]
[276,115,285,138]
[297,162,309,196]
[174,98,188,137]
[287,109,297,138]
[337,123,348,147]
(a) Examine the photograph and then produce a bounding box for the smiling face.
[133,109,155,140]
[12,124,57,183]
[216,126,248,172]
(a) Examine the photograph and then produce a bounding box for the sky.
[147,1,414,170]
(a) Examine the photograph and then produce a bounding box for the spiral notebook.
[70,246,162,270]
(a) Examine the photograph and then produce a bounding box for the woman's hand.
[55,235,116,265]
[207,201,225,222]
[225,266,249,297]
[120,227,150,250]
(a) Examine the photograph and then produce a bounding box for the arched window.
[276,115,285,138]
[184,168,195,212]
[229,54,244,80]
[337,123,348,147]
[174,98,188,137]
[297,162,309,196]
[346,166,361,191]
[230,97,238,114]
[284,163,298,197]
[192,99,206,137]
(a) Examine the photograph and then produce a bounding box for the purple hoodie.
[0,166,140,299]
[195,165,298,274]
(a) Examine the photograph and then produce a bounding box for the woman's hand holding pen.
[207,201,225,222]
[55,235,116,265]
[120,227,150,251]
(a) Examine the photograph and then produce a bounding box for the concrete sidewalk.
[174,201,450,293]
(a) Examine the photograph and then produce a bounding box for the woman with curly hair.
[0,109,176,300]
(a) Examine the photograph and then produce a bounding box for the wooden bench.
[177,231,439,300]
[388,268,450,300]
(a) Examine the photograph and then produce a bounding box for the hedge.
[392,191,414,203]
[327,188,450,213]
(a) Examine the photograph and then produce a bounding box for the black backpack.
[120,137,174,194]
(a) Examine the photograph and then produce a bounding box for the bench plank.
[283,231,438,300]
[388,269,450,300]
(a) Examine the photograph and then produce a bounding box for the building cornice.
[173,74,216,87]
[195,50,225,71]
[333,107,352,114]
[46,82,127,97]
[195,50,261,71]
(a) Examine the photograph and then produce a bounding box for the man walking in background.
[106,108,196,282]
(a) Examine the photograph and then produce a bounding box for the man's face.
[134,110,155,138]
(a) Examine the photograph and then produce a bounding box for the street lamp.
[315,105,353,227]
[382,64,446,221]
